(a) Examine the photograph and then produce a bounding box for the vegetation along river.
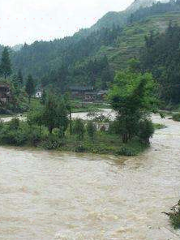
[0,115,180,240]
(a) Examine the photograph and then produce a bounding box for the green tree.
[25,74,35,103]
[42,93,68,135]
[0,47,12,78]
[73,119,85,140]
[109,70,157,143]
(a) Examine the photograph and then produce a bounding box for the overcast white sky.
[0,0,134,46]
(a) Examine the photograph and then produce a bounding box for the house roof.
[69,86,94,91]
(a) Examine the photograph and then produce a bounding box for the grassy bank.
[59,133,148,156]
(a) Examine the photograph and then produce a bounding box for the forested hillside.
[6,0,180,92]
[140,23,180,105]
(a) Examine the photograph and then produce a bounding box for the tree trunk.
[122,134,128,143]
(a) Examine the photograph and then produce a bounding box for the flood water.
[0,115,180,240]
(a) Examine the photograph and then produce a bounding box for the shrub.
[108,121,120,134]
[138,119,154,144]
[28,126,42,146]
[86,121,96,140]
[75,144,86,153]
[116,147,136,156]
[169,211,180,229]
[8,118,20,130]
[42,135,63,150]
[172,113,180,122]
[0,126,27,146]
[167,200,180,229]
[73,119,85,140]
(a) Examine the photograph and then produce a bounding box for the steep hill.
[97,11,180,71]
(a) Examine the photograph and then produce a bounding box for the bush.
[75,144,86,153]
[167,200,180,229]
[73,119,85,140]
[0,125,28,146]
[42,135,63,150]
[138,119,154,144]
[169,211,180,229]
[8,118,20,130]
[28,126,42,146]
[108,121,120,134]
[172,113,180,122]
[116,147,136,156]
[86,121,96,139]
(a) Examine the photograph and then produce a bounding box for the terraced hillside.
[96,12,180,71]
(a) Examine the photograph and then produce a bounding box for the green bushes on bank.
[167,200,180,229]
[172,113,180,122]
[0,116,151,156]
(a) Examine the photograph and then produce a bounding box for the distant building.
[35,91,42,98]
[69,86,108,102]
[0,84,11,104]
[70,86,96,101]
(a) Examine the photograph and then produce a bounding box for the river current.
[0,114,180,240]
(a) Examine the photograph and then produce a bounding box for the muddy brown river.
[0,115,180,240]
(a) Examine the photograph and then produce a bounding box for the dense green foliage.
[140,22,180,104]
[109,70,157,143]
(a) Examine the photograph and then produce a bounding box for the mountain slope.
[96,11,180,71]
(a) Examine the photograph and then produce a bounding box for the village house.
[0,83,11,104]
[69,86,108,102]
[70,86,96,101]
[35,90,42,98]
